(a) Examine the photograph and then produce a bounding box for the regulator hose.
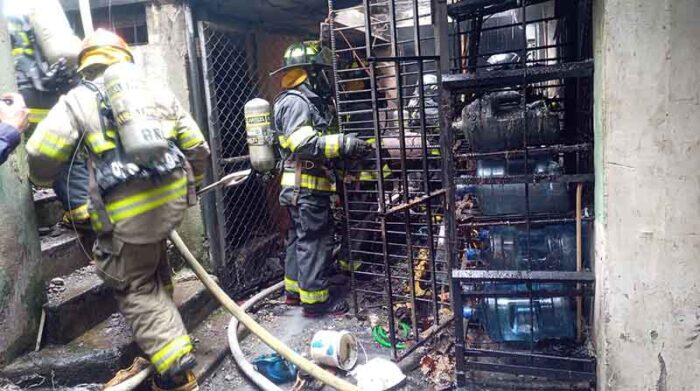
[227,281,285,391]
[170,231,360,391]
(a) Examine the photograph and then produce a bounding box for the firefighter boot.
[302,295,350,318]
[103,356,151,389]
[152,353,198,391]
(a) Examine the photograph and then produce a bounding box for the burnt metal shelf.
[442,60,594,90]
[452,269,595,283]
[458,213,594,228]
[448,0,554,19]
[455,143,593,159]
[454,173,594,185]
[462,361,595,382]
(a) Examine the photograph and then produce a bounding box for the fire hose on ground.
[227,281,285,391]
[170,231,360,391]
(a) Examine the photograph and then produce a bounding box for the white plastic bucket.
[309,330,358,371]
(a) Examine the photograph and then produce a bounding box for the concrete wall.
[593,0,700,389]
[131,2,209,265]
[0,0,44,364]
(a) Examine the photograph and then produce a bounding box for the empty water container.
[464,283,576,342]
[475,159,571,216]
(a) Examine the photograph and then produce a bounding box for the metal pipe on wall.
[78,0,94,35]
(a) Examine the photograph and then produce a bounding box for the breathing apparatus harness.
[79,79,196,233]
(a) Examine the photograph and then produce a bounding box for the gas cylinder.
[103,62,169,164]
[26,0,81,66]
[244,98,277,173]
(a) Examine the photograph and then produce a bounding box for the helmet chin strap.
[306,68,334,102]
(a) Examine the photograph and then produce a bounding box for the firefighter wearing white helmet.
[271,41,373,316]
[26,29,210,391]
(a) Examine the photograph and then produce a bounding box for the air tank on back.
[26,0,81,66]
[244,98,277,173]
[103,62,169,164]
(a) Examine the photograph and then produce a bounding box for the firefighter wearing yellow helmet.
[271,41,373,316]
[26,29,209,391]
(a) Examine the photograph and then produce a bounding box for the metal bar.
[447,0,554,19]
[328,0,360,319]
[387,0,420,346]
[463,348,596,366]
[441,59,594,90]
[452,270,595,282]
[368,55,440,61]
[434,0,463,381]
[459,215,594,227]
[221,155,250,164]
[454,173,594,185]
[461,287,594,298]
[463,361,596,382]
[197,21,227,278]
[467,15,482,72]
[383,189,447,216]
[363,0,398,360]
[396,316,455,362]
[455,143,592,159]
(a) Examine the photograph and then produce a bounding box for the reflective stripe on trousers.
[285,276,299,294]
[299,287,329,304]
[151,335,193,374]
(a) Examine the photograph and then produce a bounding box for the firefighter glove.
[342,134,373,159]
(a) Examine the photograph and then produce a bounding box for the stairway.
[0,189,226,388]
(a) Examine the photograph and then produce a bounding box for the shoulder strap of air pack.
[83,81,114,233]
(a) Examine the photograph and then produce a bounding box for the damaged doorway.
[198,22,306,297]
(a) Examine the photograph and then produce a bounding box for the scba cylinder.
[244,98,277,173]
[26,0,81,66]
[104,62,169,163]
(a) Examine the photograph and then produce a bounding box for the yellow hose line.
[170,231,360,391]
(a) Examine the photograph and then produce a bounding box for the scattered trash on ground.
[309,330,358,370]
[251,353,298,384]
[352,357,406,391]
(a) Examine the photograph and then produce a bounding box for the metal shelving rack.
[439,0,597,387]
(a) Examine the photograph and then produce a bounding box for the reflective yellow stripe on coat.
[28,108,49,124]
[26,131,72,162]
[89,176,188,229]
[280,171,333,192]
[279,126,316,152]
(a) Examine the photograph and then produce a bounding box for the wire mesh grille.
[199,22,304,297]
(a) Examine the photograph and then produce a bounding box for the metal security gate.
[197,21,304,297]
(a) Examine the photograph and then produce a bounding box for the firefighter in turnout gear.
[26,29,210,391]
[272,41,373,317]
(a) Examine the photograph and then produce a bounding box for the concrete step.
[40,227,94,284]
[33,188,63,228]
[1,275,218,388]
[42,265,115,346]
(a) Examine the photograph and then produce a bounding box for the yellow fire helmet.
[77,28,133,73]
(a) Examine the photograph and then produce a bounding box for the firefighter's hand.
[342,135,374,159]
[0,93,30,133]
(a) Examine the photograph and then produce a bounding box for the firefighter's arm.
[171,98,210,187]
[277,95,371,160]
[26,97,79,186]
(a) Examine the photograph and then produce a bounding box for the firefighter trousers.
[94,235,192,374]
[282,193,334,307]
